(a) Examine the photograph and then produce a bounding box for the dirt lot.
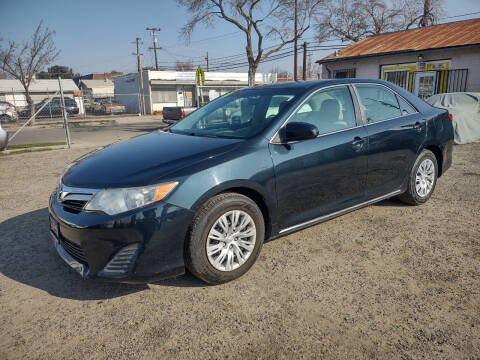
[0,140,479,359]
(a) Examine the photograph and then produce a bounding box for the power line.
[207,46,344,71]
[150,44,344,72]
[189,31,242,43]
[439,11,480,20]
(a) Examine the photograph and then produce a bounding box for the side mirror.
[283,122,319,142]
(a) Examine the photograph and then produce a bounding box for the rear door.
[353,84,426,199]
[270,85,368,231]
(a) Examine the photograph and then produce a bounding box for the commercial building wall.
[114,70,276,114]
[320,47,480,92]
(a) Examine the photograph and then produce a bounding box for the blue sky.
[1,0,479,76]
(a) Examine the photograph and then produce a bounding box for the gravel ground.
[0,140,479,359]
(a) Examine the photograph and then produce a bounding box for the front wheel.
[185,193,265,284]
[398,149,438,205]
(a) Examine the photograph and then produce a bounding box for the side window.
[289,86,356,135]
[397,96,416,115]
[265,95,294,118]
[355,85,401,123]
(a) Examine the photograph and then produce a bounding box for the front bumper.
[49,191,195,282]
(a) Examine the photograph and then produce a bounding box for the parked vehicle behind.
[426,92,480,144]
[162,106,185,122]
[50,79,454,285]
[0,118,8,151]
[0,101,18,122]
[92,99,126,114]
[19,97,79,118]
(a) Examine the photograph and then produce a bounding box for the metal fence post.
[58,76,72,148]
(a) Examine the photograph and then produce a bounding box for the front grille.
[58,185,99,213]
[62,199,87,212]
[59,236,87,263]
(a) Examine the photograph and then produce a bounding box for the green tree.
[37,65,79,79]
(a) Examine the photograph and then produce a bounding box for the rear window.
[398,96,416,115]
[355,84,401,123]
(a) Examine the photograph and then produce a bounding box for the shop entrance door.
[413,71,436,99]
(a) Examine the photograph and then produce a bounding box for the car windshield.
[170,88,302,139]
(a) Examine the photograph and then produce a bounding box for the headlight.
[84,182,178,215]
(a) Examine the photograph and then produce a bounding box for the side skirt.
[277,189,403,236]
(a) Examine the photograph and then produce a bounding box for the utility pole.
[134,37,146,115]
[303,42,307,80]
[146,27,161,70]
[205,52,209,72]
[293,0,298,81]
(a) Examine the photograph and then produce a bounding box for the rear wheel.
[398,149,438,205]
[185,193,265,284]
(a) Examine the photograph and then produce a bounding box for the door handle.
[413,121,423,132]
[351,136,365,151]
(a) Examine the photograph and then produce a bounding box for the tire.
[185,193,265,284]
[0,114,11,123]
[398,149,438,205]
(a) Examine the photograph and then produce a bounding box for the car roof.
[246,78,391,91]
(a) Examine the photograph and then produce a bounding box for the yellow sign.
[196,66,205,86]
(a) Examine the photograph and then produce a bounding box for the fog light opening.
[99,243,140,278]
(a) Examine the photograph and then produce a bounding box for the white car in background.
[0,118,8,151]
[0,101,18,122]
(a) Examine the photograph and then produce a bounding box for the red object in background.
[449,113,453,122]
[180,110,184,118]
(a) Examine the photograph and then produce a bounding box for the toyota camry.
[49,79,453,284]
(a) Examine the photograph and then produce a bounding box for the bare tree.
[0,22,59,120]
[178,0,324,85]
[401,0,444,29]
[316,0,444,43]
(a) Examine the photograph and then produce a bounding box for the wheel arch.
[424,144,444,177]
[190,181,275,239]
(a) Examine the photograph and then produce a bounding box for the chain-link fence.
[1,78,251,124]
[1,90,145,123]
[1,88,82,122]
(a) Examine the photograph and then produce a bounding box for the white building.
[78,79,114,98]
[0,79,80,109]
[114,70,277,114]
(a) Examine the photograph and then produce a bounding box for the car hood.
[63,131,243,188]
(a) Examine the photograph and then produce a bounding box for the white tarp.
[427,92,480,145]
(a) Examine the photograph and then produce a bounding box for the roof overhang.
[150,80,194,86]
[150,80,249,86]
[316,43,480,65]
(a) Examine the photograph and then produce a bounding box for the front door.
[270,85,368,230]
[413,71,437,99]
